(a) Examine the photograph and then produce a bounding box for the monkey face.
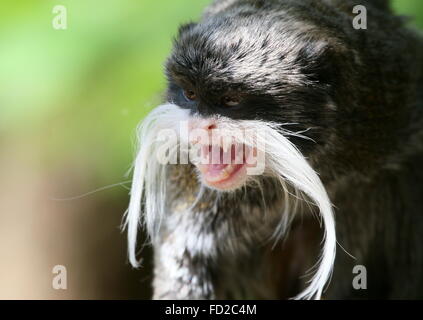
[164,13,343,189]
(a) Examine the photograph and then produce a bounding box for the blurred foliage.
[0,0,209,186]
[0,0,422,184]
[392,0,423,28]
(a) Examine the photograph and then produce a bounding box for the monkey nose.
[200,119,217,131]
[189,118,217,131]
[188,118,217,145]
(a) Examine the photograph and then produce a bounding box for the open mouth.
[196,144,249,190]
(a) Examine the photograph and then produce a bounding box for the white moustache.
[124,103,336,300]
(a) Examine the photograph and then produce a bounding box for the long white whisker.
[51,180,131,201]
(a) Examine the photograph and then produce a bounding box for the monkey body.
[153,168,312,299]
[130,0,423,299]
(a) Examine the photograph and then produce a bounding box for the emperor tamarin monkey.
[125,0,423,299]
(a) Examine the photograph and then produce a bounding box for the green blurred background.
[0,0,421,299]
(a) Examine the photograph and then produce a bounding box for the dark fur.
[156,0,423,299]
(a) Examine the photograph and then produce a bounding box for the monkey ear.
[177,22,197,37]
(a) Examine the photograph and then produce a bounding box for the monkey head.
[165,9,348,189]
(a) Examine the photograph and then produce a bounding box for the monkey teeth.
[196,144,248,189]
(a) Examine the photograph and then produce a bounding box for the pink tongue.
[200,144,244,177]
[205,163,228,176]
[201,146,228,176]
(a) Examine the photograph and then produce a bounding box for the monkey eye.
[183,89,196,101]
[222,95,240,107]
